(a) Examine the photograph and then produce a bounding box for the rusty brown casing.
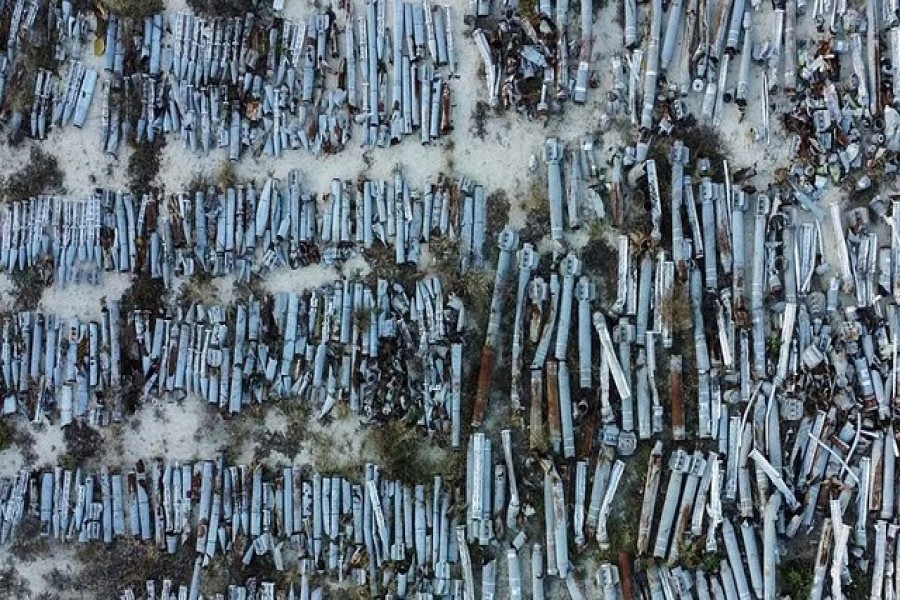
[529,369,545,450]
[871,437,885,513]
[637,444,664,555]
[619,551,635,600]
[579,390,599,457]
[813,520,833,579]
[472,346,495,427]
[610,185,624,229]
[441,84,452,132]
[546,361,561,454]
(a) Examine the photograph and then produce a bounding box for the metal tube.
[636,441,664,555]
[625,0,638,47]
[573,0,594,103]
[661,0,684,71]
[546,138,565,241]
[640,0,662,130]
[473,229,519,427]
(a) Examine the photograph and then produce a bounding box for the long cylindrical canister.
[547,139,565,241]
[625,0,638,47]
[473,229,519,426]
[783,0,797,91]
[736,13,752,106]
[661,0,684,71]
[640,0,662,130]
[726,0,747,54]
[573,0,594,103]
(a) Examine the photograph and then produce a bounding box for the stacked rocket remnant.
[443,130,900,599]
[12,4,900,596]
[546,138,566,241]
[0,302,123,426]
[8,3,454,153]
[0,170,489,288]
[473,228,518,426]
[1,459,464,598]
[0,2,94,130]
[163,10,358,157]
[639,0,662,132]
[543,137,604,241]
[573,0,594,104]
[12,123,900,597]
[602,134,900,598]
[511,244,539,413]
[27,59,100,135]
[377,0,457,145]
[124,577,302,600]
[0,274,470,431]
[472,1,595,112]
[126,278,462,422]
[594,0,900,177]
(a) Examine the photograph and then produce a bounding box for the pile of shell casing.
[120,578,284,600]
[469,0,596,116]
[1,459,466,598]
[0,169,489,287]
[4,1,458,155]
[0,276,467,431]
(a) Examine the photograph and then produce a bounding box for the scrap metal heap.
[543,135,607,238]
[140,278,465,431]
[0,276,468,438]
[0,167,489,286]
[14,0,900,596]
[0,1,98,139]
[2,0,457,156]
[153,2,452,156]
[596,0,900,176]
[120,578,285,600]
[0,459,468,598]
[6,158,900,594]
[469,0,596,115]
[779,30,897,194]
[460,134,900,596]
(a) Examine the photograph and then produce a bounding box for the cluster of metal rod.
[581,140,900,598]
[17,1,900,596]
[381,0,457,145]
[0,433,625,600]
[131,278,466,428]
[140,11,356,157]
[2,1,95,140]
[0,195,106,287]
[5,0,41,65]
[470,0,594,114]
[121,577,288,600]
[0,276,467,432]
[1,459,467,599]
[543,136,607,239]
[461,430,592,598]
[29,68,57,141]
[603,0,751,131]
[601,0,900,168]
[0,169,489,286]
[0,304,125,426]
[47,61,98,133]
[462,133,900,597]
[4,1,460,153]
[782,29,898,193]
[91,1,456,159]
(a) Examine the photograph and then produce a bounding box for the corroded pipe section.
[473,228,519,427]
